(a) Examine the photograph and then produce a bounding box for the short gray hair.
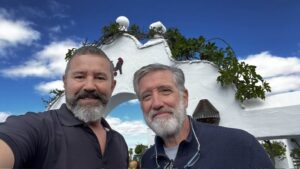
[64,46,114,78]
[133,63,185,99]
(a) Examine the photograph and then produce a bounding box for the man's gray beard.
[144,97,186,139]
[71,104,106,123]
[65,96,106,123]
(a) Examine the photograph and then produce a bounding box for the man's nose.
[83,78,96,92]
[151,92,163,110]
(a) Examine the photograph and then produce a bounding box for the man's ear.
[183,88,189,108]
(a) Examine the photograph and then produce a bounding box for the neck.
[88,119,102,128]
[163,116,190,147]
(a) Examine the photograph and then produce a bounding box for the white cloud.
[35,80,64,95]
[243,51,300,94]
[128,99,139,105]
[266,75,300,94]
[243,51,300,78]
[1,40,79,78]
[49,25,62,33]
[0,9,40,54]
[106,116,149,148]
[0,112,10,122]
[107,117,148,136]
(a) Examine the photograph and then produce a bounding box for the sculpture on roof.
[114,57,124,75]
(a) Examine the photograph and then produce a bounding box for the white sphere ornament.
[116,16,130,31]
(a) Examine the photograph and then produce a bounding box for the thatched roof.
[192,99,220,125]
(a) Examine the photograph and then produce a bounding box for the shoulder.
[193,121,257,146]
[2,109,58,127]
[0,110,60,142]
[0,110,59,167]
[196,120,253,136]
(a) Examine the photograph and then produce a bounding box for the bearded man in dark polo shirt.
[0,46,129,169]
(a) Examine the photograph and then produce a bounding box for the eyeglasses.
[155,117,201,169]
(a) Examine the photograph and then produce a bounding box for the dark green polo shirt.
[0,104,128,169]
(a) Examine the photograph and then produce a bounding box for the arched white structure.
[49,17,300,168]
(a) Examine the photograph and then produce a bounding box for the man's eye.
[74,76,84,79]
[161,89,172,95]
[141,94,151,101]
[96,76,106,80]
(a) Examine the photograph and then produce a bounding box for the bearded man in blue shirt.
[133,63,274,169]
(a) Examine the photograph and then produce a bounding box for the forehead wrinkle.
[141,84,173,95]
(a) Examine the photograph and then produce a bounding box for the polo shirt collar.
[100,117,112,130]
[57,104,112,130]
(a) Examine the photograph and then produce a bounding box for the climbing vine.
[47,22,271,105]
[164,28,271,102]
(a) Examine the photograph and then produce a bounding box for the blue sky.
[1,0,300,148]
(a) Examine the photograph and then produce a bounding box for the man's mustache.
[75,90,109,105]
[149,108,173,119]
